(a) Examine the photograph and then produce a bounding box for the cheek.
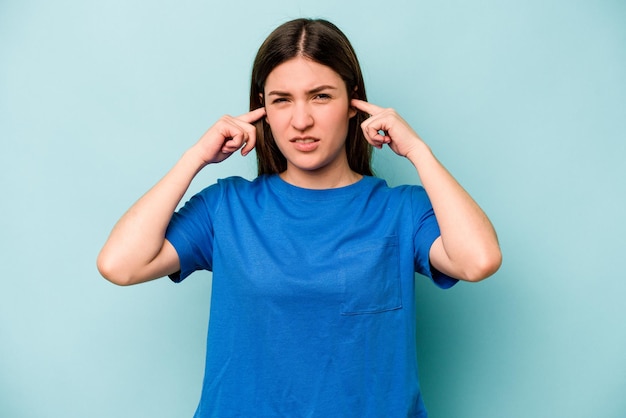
[264,111,282,140]
[324,107,351,128]
[265,109,282,128]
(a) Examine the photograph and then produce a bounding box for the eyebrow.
[266,85,339,97]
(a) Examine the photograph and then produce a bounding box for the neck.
[279,164,362,190]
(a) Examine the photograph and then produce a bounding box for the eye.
[313,93,332,101]
[271,97,289,104]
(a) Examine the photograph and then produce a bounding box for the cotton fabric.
[165,174,456,417]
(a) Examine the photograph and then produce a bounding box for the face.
[263,57,356,178]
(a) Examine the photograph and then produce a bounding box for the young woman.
[98,18,501,418]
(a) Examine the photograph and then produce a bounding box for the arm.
[97,108,266,286]
[351,100,501,282]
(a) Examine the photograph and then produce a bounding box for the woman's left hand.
[352,99,502,283]
[351,99,426,159]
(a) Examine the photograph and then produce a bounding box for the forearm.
[97,108,266,285]
[97,147,206,284]
[350,99,501,281]
[407,142,501,281]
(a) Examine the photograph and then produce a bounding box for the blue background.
[1,0,625,417]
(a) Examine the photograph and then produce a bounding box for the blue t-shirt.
[166,174,457,417]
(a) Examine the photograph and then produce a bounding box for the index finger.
[351,99,384,116]
[237,107,266,124]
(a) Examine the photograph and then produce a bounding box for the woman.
[98,18,501,417]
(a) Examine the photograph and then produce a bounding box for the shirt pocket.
[338,236,402,315]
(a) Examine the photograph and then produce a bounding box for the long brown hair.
[249,19,373,176]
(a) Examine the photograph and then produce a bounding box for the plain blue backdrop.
[1,0,625,417]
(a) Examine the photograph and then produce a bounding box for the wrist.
[405,141,433,166]
[181,146,211,173]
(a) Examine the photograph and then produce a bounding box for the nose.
[290,103,314,131]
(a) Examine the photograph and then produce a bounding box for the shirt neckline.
[265,174,376,201]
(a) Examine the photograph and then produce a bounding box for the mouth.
[290,136,319,143]
[289,136,320,152]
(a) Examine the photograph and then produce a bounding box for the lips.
[290,136,320,152]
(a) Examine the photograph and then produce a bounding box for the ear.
[348,104,357,119]
[349,86,358,118]
[259,93,270,124]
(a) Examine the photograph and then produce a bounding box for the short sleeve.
[411,186,458,289]
[165,182,223,282]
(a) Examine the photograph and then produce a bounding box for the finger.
[218,119,249,153]
[351,99,384,116]
[361,114,387,139]
[222,138,243,154]
[240,124,257,156]
[218,114,258,156]
[236,107,266,124]
[361,129,385,149]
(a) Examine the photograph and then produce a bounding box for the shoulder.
[215,175,273,189]
[365,176,427,199]
[366,178,435,221]
[180,176,258,213]
[215,175,255,188]
[214,175,275,199]
[193,176,260,198]
[202,175,276,210]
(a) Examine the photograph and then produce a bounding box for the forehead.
[264,57,345,93]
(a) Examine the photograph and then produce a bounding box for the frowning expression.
[263,57,357,176]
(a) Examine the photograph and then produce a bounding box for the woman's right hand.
[97,107,267,286]
[192,107,266,165]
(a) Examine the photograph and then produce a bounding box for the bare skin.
[352,99,501,281]
[98,59,501,286]
[263,57,359,189]
[97,108,266,285]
